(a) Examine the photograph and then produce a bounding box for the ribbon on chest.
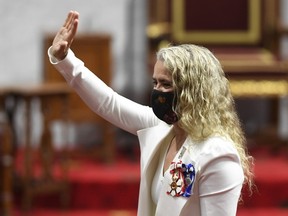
[166,146,196,198]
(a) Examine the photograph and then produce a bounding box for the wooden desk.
[0,93,13,216]
[0,83,71,211]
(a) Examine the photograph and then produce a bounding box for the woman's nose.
[154,85,164,92]
[154,85,160,90]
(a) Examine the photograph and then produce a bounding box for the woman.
[48,11,253,216]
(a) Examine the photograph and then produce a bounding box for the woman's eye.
[163,83,172,88]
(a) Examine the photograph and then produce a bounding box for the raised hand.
[51,11,79,60]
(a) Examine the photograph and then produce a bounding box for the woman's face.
[152,60,173,92]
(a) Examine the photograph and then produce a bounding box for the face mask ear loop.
[171,71,179,114]
[172,90,178,114]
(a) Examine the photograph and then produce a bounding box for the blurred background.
[1,0,288,215]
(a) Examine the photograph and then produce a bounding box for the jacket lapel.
[136,123,174,216]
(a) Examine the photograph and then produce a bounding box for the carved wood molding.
[230,79,288,97]
[172,0,261,44]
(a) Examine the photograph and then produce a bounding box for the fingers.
[63,11,73,28]
[69,11,79,35]
[64,11,79,31]
[63,11,79,46]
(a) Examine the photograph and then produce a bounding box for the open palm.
[51,11,79,60]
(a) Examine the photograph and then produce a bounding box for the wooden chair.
[43,34,115,163]
[147,0,288,144]
[148,0,288,92]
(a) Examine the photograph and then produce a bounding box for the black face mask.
[151,89,179,124]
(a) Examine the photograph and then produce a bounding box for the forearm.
[48,48,158,134]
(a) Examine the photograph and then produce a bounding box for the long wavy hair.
[156,44,253,190]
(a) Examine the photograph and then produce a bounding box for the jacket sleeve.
[48,48,159,135]
[197,140,244,216]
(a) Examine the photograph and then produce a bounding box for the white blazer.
[49,49,244,216]
[137,124,244,216]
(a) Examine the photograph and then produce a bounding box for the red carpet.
[238,208,288,216]
[12,146,288,215]
[240,147,288,209]
[68,159,140,210]
[12,209,137,216]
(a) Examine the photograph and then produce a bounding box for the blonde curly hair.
[156,44,253,190]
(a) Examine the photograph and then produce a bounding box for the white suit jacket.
[49,49,244,216]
